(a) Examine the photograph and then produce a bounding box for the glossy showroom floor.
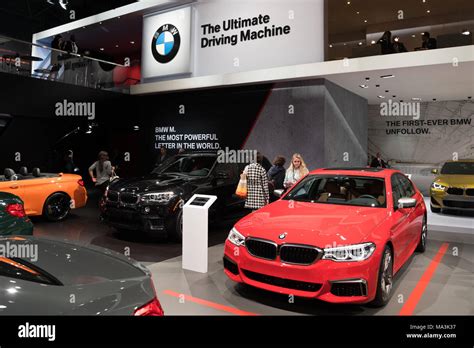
[33,191,474,316]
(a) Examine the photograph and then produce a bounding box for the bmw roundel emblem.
[151,24,181,64]
[279,232,287,240]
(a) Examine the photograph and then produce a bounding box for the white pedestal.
[182,194,217,273]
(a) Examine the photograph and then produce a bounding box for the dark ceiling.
[0,0,136,40]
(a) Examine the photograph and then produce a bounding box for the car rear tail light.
[6,204,27,218]
[78,179,85,187]
[133,297,164,316]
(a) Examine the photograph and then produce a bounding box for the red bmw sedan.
[224,168,427,306]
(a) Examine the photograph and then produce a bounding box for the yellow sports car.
[430,160,474,213]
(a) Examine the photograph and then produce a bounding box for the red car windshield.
[283,175,387,208]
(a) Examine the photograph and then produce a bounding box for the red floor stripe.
[399,243,449,316]
[163,290,259,316]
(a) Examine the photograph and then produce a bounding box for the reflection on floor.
[31,190,240,264]
[32,190,474,315]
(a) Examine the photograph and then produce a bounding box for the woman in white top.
[284,153,309,189]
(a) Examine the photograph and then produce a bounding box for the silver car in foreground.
[0,236,163,315]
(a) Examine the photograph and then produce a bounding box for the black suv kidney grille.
[280,245,320,265]
[245,239,277,260]
[120,192,139,205]
[107,191,119,203]
[447,187,464,195]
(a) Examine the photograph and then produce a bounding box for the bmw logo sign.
[279,232,288,240]
[151,24,181,64]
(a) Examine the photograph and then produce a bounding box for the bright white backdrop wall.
[141,0,324,80]
[193,0,324,76]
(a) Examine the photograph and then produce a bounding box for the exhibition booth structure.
[0,0,472,322]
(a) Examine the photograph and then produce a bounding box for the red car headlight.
[322,242,376,262]
[227,227,245,246]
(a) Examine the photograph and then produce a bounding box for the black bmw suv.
[102,152,246,241]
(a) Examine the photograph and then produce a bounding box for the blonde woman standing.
[284,153,309,189]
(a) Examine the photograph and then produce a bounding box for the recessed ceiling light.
[376,84,380,87]
[116,44,119,48]
[356,11,360,15]
[461,29,471,35]
[359,84,369,89]
[385,90,389,93]
[358,42,363,46]
[426,10,431,13]
[364,19,368,23]
[412,34,416,38]
[365,77,371,81]
[433,98,437,101]
[130,41,135,44]
[468,96,472,99]
[412,97,422,101]
[371,40,376,44]
[329,44,333,48]
[378,95,385,99]
[393,96,397,98]
[99,22,102,24]
[100,48,104,51]
[381,74,395,79]
[346,1,351,4]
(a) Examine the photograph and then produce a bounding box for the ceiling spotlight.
[364,19,368,23]
[394,36,400,42]
[371,40,376,44]
[393,96,397,98]
[356,11,360,15]
[358,42,363,46]
[426,10,431,13]
[381,74,395,79]
[385,90,389,93]
[378,95,385,99]
[376,84,380,87]
[461,29,471,35]
[130,41,135,45]
[412,34,416,38]
[133,126,140,131]
[116,44,119,48]
[100,48,104,51]
[365,77,371,81]
[329,44,333,48]
[347,1,351,4]
[412,97,422,101]
[359,84,369,89]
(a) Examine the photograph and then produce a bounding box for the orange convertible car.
[0,167,87,221]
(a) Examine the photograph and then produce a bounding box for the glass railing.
[0,35,138,93]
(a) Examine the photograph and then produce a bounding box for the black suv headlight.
[140,192,176,203]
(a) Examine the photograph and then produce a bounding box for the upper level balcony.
[0,0,472,96]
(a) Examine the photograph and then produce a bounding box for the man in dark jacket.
[370,153,388,168]
[267,156,286,202]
